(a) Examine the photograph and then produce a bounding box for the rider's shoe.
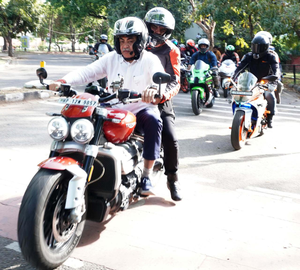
[267,114,273,128]
[213,88,220,98]
[167,174,182,201]
[139,177,154,196]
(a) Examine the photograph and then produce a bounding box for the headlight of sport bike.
[70,119,94,144]
[48,117,69,141]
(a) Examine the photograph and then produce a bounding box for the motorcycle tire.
[231,110,248,150]
[191,90,203,115]
[180,77,189,93]
[18,168,86,270]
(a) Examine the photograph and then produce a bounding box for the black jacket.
[233,51,280,81]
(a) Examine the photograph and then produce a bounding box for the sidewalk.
[0,51,54,103]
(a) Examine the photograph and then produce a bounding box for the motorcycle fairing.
[191,86,205,99]
[38,156,87,209]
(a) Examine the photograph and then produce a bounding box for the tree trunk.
[3,37,8,51]
[7,35,13,57]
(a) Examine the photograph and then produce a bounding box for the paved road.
[1,52,300,269]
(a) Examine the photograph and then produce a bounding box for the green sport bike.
[187,60,217,115]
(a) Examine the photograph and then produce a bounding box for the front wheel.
[231,110,248,150]
[18,169,86,270]
[191,90,203,115]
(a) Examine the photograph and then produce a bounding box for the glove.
[142,87,157,103]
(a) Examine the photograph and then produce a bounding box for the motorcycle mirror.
[152,72,171,84]
[36,68,47,80]
[262,75,278,82]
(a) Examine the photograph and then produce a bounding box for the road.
[1,53,300,269]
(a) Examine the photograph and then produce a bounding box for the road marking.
[5,242,21,252]
[63,257,84,268]
[5,242,84,268]
[237,186,300,201]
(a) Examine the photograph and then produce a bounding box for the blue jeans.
[135,108,162,160]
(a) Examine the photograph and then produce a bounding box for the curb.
[0,90,53,104]
[288,84,300,93]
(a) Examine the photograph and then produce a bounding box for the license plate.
[231,90,253,96]
[58,97,97,107]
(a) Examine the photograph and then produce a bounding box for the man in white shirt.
[49,17,166,196]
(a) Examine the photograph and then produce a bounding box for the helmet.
[255,31,273,44]
[144,7,175,45]
[100,34,108,41]
[251,35,270,59]
[226,45,235,51]
[198,38,210,54]
[171,39,178,46]
[225,44,235,56]
[113,17,148,60]
[180,44,185,49]
[186,39,195,47]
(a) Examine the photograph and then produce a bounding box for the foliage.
[0,0,41,56]
[107,0,191,43]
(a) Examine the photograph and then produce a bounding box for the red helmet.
[186,39,195,47]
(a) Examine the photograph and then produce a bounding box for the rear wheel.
[180,77,189,93]
[231,110,248,150]
[191,90,203,115]
[18,169,86,269]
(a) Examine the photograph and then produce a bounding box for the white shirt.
[63,50,166,115]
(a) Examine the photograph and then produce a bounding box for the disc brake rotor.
[52,196,77,243]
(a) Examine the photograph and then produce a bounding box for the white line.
[63,257,84,268]
[241,186,300,200]
[5,242,21,253]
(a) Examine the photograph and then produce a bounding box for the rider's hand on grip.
[142,87,158,103]
[49,81,62,91]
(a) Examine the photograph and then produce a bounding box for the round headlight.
[70,119,94,144]
[47,117,69,141]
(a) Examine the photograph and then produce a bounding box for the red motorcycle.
[17,68,170,269]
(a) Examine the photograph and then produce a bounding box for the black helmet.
[113,17,148,60]
[251,35,269,59]
[144,7,175,45]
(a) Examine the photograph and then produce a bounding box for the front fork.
[44,115,105,223]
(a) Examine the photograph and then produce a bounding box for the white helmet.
[113,17,149,60]
[144,7,175,45]
[198,38,210,54]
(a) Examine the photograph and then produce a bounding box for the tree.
[107,0,191,42]
[0,0,40,56]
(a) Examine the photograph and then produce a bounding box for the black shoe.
[267,114,273,128]
[167,174,182,201]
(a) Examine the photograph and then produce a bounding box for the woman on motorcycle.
[233,35,281,128]
[49,17,166,196]
[144,7,182,201]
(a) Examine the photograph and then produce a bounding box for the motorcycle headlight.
[48,117,69,141]
[70,119,94,144]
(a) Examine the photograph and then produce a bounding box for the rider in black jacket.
[233,35,281,128]
[93,34,114,52]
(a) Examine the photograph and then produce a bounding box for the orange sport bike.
[230,71,278,150]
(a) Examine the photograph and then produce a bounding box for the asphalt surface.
[1,51,300,270]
